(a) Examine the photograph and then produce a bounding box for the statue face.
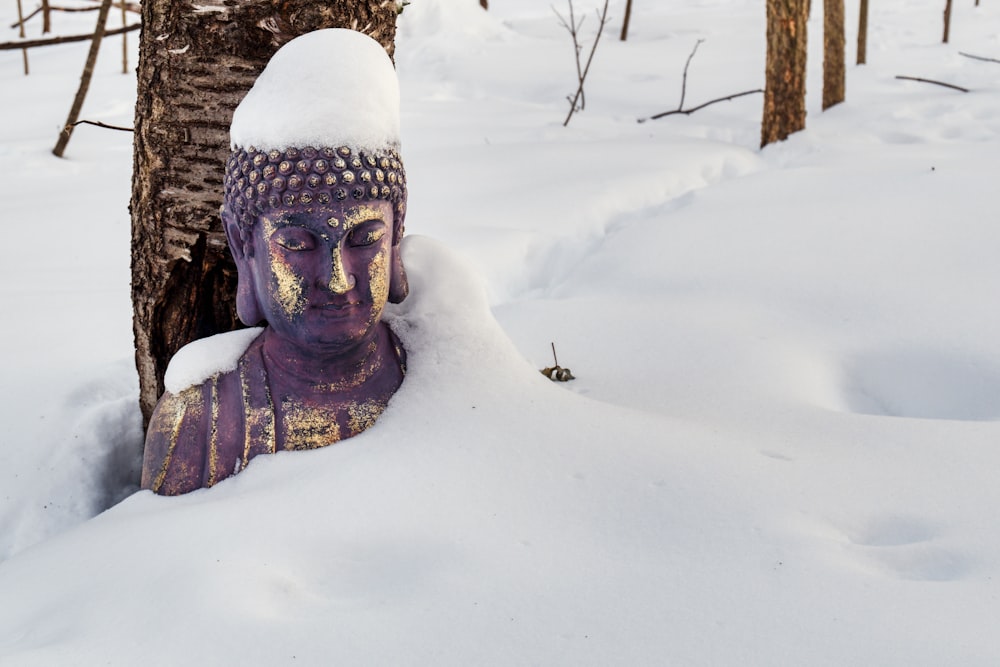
[243,201,395,353]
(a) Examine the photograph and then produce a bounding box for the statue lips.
[314,300,362,316]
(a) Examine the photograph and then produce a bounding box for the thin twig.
[16,0,29,74]
[895,75,969,92]
[959,51,1000,64]
[9,2,139,29]
[120,0,127,73]
[553,1,587,111]
[560,0,611,127]
[0,22,138,50]
[53,0,114,157]
[643,89,764,121]
[66,119,133,132]
[639,40,763,122]
[678,39,704,111]
[551,342,559,367]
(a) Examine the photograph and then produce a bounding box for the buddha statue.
[141,29,408,495]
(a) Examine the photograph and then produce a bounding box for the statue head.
[221,29,408,353]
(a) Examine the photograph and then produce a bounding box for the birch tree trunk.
[823,0,845,109]
[761,0,808,147]
[131,0,399,424]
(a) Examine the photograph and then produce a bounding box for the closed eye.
[272,228,317,251]
[347,220,387,248]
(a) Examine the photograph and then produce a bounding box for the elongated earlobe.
[388,242,408,303]
[223,212,265,325]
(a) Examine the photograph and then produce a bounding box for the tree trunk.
[620,0,633,41]
[131,0,399,425]
[480,0,488,8]
[943,0,953,43]
[761,0,808,147]
[823,0,845,109]
[856,0,868,65]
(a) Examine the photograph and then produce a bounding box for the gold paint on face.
[328,246,353,294]
[368,245,390,319]
[327,216,340,228]
[261,215,307,320]
[342,204,388,232]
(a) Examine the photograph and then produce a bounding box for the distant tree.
[761,0,808,147]
[130,0,400,425]
[620,0,633,41]
[823,0,845,109]
[481,0,488,8]
[943,0,953,42]
[856,0,868,64]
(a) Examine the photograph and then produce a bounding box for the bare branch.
[0,22,138,50]
[895,75,969,92]
[678,39,705,111]
[639,39,762,122]
[562,0,610,126]
[67,119,134,132]
[643,89,764,122]
[9,2,139,29]
[959,51,1000,64]
[53,0,113,157]
[553,1,588,111]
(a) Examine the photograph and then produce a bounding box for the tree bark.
[620,0,633,41]
[131,0,399,425]
[761,0,808,147]
[856,0,868,64]
[823,0,845,109]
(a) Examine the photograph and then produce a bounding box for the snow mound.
[230,29,400,152]
[163,327,263,394]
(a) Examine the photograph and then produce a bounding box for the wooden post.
[15,0,29,75]
[52,0,113,157]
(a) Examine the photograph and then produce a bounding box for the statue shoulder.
[163,327,264,394]
[141,382,213,495]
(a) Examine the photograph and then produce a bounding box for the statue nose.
[327,245,356,294]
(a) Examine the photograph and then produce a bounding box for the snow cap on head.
[229,28,400,153]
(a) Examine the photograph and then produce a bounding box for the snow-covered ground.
[2,0,1000,663]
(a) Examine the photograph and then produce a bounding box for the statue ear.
[388,240,408,303]
[223,209,265,326]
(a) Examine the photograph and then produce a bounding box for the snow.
[3,0,1000,664]
[163,327,263,394]
[229,28,401,152]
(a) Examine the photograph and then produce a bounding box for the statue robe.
[141,330,404,495]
